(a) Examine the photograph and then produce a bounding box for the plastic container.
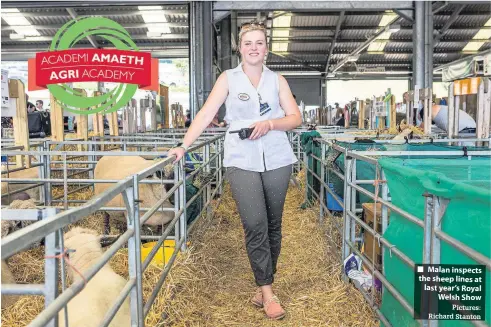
[326,183,343,212]
[140,240,190,268]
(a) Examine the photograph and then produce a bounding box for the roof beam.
[66,8,99,48]
[268,37,491,44]
[2,9,188,18]
[214,1,414,11]
[435,4,466,41]
[2,42,188,52]
[2,22,188,31]
[271,25,489,31]
[324,11,345,73]
[268,51,320,71]
[393,9,414,23]
[3,34,189,42]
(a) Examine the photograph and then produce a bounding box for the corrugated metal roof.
[344,14,383,27]
[290,15,339,27]
[288,42,330,52]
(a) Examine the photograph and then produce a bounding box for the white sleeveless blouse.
[223,63,298,172]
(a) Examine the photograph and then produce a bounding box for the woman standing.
[167,21,302,320]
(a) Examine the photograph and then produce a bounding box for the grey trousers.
[226,164,292,286]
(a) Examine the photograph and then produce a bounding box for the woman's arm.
[271,74,303,131]
[181,72,229,147]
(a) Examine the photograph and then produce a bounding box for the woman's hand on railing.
[168,147,186,164]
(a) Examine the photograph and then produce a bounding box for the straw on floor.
[2,173,378,327]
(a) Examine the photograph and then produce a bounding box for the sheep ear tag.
[238,93,250,101]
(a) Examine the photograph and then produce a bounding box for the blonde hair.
[238,21,267,47]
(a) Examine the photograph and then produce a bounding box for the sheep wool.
[1,167,40,205]
[59,227,130,327]
[94,156,174,226]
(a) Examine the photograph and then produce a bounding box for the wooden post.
[73,88,88,151]
[358,100,365,129]
[390,95,397,130]
[50,93,64,142]
[9,79,30,168]
[475,78,490,147]
[159,84,169,129]
[107,111,119,136]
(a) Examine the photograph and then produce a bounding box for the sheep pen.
[1,170,378,327]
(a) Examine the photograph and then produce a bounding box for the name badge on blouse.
[238,93,250,101]
[258,93,271,116]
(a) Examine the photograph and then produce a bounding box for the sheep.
[94,156,174,227]
[58,227,130,327]
[1,167,40,205]
[1,220,20,309]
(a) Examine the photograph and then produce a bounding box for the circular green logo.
[48,17,139,115]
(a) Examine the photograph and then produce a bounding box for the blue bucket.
[326,183,343,212]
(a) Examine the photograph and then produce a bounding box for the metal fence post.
[381,169,389,276]
[205,143,212,219]
[422,192,437,327]
[122,176,144,327]
[218,138,223,196]
[342,154,353,269]
[44,208,60,327]
[350,158,357,245]
[319,142,326,223]
[178,159,187,251]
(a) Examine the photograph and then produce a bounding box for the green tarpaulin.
[378,157,491,327]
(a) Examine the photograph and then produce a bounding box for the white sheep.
[1,167,40,205]
[58,227,130,327]
[94,156,175,227]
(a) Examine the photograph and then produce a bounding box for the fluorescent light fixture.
[139,6,171,34]
[272,30,290,38]
[3,8,40,36]
[138,6,163,10]
[273,15,291,28]
[9,33,25,40]
[327,73,336,78]
[387,24,400,33]
[346,54,360,62]
[367,13,398,52]
[378,13,397,27]
[272,43,288,52]
[147,31,163,38]
[463,18,491,52]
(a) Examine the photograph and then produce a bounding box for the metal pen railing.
[292,133,491,327]
[1,132,225,327]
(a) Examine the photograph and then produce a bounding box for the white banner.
[1,70,9,108]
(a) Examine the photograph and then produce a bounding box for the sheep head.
[64,227,103,276]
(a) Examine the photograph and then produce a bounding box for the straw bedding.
[1,173,378,327]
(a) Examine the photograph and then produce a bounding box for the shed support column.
[203,1,213,103]
[414,1,425,90]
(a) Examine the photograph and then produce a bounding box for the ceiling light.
[272,30,290,38]
[147,32,163,38]
[387,24,400,33]
[139,7,171,34]
[272,43,288,52]
[327,73,336,78]
[9,33,25,40]
[273,15,291,28]
[138,6,163,10]
[462,17,491,52]
[3,9,40,37]
[346,54,360,62]
[378,13,397,27]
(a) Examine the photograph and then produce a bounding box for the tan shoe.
[263,295,286,320]
[251,288,263,307]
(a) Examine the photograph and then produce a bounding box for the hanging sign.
[374,101,387,116]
